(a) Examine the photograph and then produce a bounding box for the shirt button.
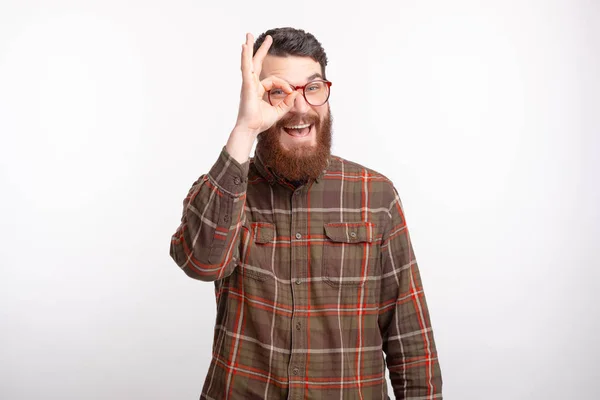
[295,279,301,285]
[223,215,230,223]
[296,322,301,330]
[350,231,357,238]
[292,367,300,375]
[295,233,302,240]
[233,177,241,185]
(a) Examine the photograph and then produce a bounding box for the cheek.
[315,106,329,121]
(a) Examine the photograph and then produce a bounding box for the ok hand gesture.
[234,33,299,136]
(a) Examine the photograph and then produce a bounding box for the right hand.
[234,33,299,136]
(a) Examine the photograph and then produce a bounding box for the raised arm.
[169,33,298,281]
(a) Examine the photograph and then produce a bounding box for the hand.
[234,33,299,136]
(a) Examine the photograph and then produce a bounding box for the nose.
[290,89,311,113]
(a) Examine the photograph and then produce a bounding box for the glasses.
[268,79,332,107]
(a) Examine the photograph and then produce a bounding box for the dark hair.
[254,27,329,78]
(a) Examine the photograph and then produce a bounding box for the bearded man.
[169,27,443,400]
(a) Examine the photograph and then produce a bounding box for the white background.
[1,0,598,399]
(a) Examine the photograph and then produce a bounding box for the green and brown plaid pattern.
[170,148,442,399]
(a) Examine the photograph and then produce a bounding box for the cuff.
[207,146,250,196]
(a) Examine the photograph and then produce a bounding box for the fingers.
[261,75,297,119]
[261,76,292,93]
[240,33,272,80]
[241,33,254,82]
[241,44,253,83]
[252,34,272,77]
[274,91,300,118]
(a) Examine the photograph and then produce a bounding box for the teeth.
[284,123,311,129]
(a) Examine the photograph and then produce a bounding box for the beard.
[256,108,333,182]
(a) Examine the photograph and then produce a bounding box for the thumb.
[274,91,298,119]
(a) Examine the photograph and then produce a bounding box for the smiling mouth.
[282,123,313,138]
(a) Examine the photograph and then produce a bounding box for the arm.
[379,186,443,399]
[169,147,249,281]
[169,33,298,281]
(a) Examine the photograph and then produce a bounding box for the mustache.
[277,114,320,127]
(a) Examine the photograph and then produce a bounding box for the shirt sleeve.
[378,185,443,399]
[169,146,249,281]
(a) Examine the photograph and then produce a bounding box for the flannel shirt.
[169,147,443,399]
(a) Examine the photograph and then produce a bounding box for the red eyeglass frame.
[268,79,333,106]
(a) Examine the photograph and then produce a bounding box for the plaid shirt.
[170,147,443,400]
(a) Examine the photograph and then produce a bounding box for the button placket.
[289,184,306,397]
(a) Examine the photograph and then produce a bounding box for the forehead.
[260,55,322,84]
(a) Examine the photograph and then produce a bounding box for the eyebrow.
[280,73,325,87]
[307,73,323,81]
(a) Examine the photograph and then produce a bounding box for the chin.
[281,142,317,155]
[280,135,317,150]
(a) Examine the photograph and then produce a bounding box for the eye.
[306,82,323,92]
[270,88,285,96]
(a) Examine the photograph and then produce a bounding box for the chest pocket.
[323,222,377,287]
[240,222,276,281]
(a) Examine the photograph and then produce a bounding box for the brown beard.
[256,109,333,182]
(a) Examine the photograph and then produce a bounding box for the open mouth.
[282,123,314,138]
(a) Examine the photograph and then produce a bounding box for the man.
[170,27,443,400]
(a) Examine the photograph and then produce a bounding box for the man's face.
[257,55,332,181]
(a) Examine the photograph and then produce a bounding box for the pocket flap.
[252,222,276,244]
[324,222,375,243]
